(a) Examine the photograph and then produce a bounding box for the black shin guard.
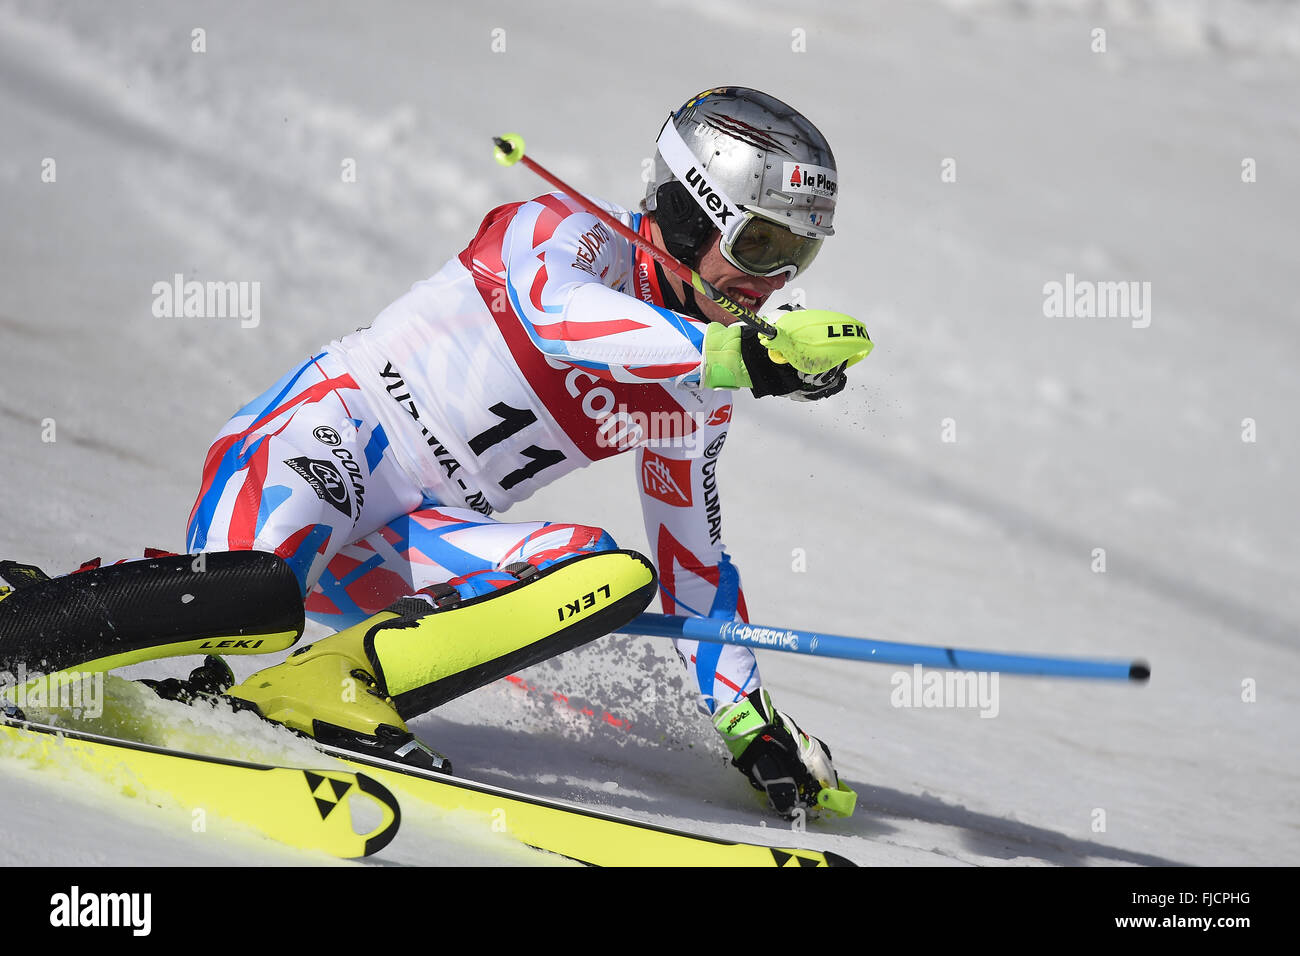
[0,551,304,675]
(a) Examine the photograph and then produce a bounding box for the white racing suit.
[187,192,762,715]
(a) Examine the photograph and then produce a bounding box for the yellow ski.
[320,742,856,867]
[0,717,400,859]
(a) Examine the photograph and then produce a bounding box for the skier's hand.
[714,689,857,820]
[701,306,862,400]
[788,361,848,402]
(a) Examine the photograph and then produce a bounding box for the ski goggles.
[720,213,824,279]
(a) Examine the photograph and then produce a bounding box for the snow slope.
[1,0,1296,866]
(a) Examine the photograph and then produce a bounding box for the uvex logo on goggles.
[682,166,736,227]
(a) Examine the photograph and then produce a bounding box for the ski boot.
[145,549,658,775]
[713,688,857,819]
[222,604,453,774]
[135,645,451,773]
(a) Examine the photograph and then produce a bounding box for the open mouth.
[730,291,762,310]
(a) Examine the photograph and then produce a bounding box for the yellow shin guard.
[228,550,657,764]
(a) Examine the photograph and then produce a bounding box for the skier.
[179,87,867,818]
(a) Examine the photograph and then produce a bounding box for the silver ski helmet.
[645,87,837,279]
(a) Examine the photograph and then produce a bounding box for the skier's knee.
[503,523,619,574]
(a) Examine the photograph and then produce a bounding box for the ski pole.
[617,613,1150,683]
[492,133,780,339]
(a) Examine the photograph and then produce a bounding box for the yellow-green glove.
[702,309,872,393]
[761,308,872,374]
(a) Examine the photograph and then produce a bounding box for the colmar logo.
[701,432,727,543]
[642,450,693,507]
[330,447,366,517]
[636,261,656,304]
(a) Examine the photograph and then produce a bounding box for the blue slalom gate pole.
[617,614,1149,682]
